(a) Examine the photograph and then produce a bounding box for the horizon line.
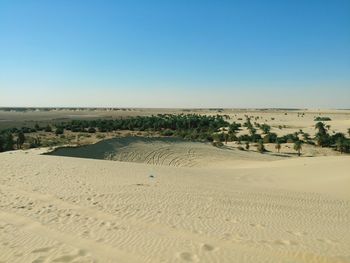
[1,106,350,111]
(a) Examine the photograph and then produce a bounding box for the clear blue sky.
[0,0,349,108]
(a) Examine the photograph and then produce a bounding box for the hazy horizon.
[1,0,349,108]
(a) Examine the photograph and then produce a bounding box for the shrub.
[161,129,174,136]
[3,133,14,151]
[314,117,331,121]
[55,127,64,135]
[229,122,241,133]
[96,134,106,139]
[212,141,224,147]
[88,127,96,133]
[228,133,237,141]
[278,133,299,143]
[213,132,225,142]
[0,135,4,152]
[262,133,277,143]
[250,134,262,142]
[45,125,52,132]
[335,138,350,153]
[28,136,41,148]
[260,124,271,134]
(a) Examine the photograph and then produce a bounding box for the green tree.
[0,135,4,152]
[260,124,271,134]
[213,133,225,143]
[293,140,303,156]
[302,133,310,141]
[315,133,329,147]
[248,127,257,136]
[314,122,329,147]
[45,125,52,132]
[315,122,326,135]
[3,133,14,151]
[88,127,96,133]
[229,122,241,134]
[336,138,346,154]
[55,127,64,135]
[263,132,277,143]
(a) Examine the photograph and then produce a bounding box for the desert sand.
[1,143,349,263]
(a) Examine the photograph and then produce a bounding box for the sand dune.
[0,148,349,263]
[46,137,283,168]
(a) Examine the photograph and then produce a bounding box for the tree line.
[0,114,349,155]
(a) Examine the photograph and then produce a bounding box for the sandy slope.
[0,150,349,263]
[46,137,283,168]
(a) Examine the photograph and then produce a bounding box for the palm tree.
[302,133,310,141]
[275,142,281,153]
[257,140,265,153]
[224,133,229,144]
[315,122,326,135]
[248,127,257,136]
[260,124,271,134]
[293,140,303,156]
[17,132,25,149]
[314,122,330,147]
[229,122,241,134]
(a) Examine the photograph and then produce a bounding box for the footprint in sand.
[52,254,77,262]
[32,256,46,263]
[225,218,238,223]
[52,249,88,262]
[177,252,199,262]
[317,238,338,245]
[201,243,218,252]
[286,230,308,237]
[249,223,266,229]
[31,246,53,253]
[221,233,232,240]
[273,239,298,246]
[80,230,91,238]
